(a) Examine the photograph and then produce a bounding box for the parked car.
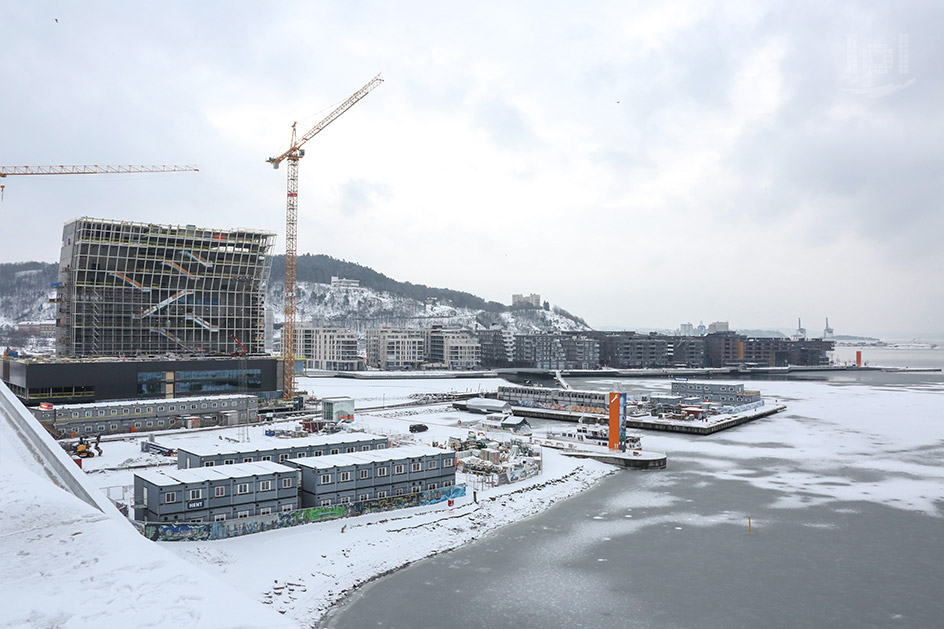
[409,423,429,433]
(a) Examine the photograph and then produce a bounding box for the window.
[330,448,339,455]
[359,493,369,501]
[281,478,293,489]
[223,459,234,465]
[428,460,438,470]
[411,462,422,472]
[281,504,293,512]
[359,470,370,479]
[135,408,141,414]
[320,474,331,484]
[242,457,253,463]
[72,411,79,418]
[442,480,453,487]
[97,410,105,416]
[214,513,226,522]
[340,471,352,482]
[134,422,141,428]
[237,511,249,519]
[377,490,387,499]
[146,421,153,427]
[84,426,92,433]
[157,419,165,426]
[237,483,250,495]
[395,488,404,496]
[361,445,370,451]
[279,453,289,462]
[85,411,92,417]
[110,409,117,416]
[314,451,323,457]
[214,486,225,498]
[110,423,118,430]
[259,507,272,515]
[346,447,355,453]
[427,483,437,490]
[189,489,202,500]
[97,424,105,431]
[164,492,177,504]
[146,407,153,413]
[204,461,215,467]
[340,496,351,504]
[222,401,228,408]
[377,467,388,477]
[259,480,272,491]
[169,405,176,412]
[122,409,129,415]
[320,499,332,507]
[158,406,164,412]
[394,464,405,475]
[296,452,307,458]
[411,485,422,494]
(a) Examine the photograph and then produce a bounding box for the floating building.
[54,217,276,357]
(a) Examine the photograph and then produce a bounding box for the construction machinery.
[267,74,383,400]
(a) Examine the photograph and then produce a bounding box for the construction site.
[55,217,276,357]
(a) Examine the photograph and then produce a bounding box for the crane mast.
[268,74,383,401]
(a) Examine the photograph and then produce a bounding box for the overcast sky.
[1,1,941,339]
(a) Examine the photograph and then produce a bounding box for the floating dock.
[536,440,667,469]
[623,404,787,435]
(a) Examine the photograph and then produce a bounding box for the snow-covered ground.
[5,374,943,628]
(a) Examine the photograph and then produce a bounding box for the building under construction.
[55,217,276,357]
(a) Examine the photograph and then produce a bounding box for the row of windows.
[316,480,453,506]
[199,444,381,466]
[317,459,451,484]
[66,399,244,418]
[162,477,292,503]
[211,504,294,521]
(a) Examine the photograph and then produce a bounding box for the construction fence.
[132,484,466,542]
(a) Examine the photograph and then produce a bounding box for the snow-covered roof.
[288,445,446,470]
[42,393,255,411]
[136,460,296,486]
[177,432,386,457]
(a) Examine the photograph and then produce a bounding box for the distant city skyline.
[1,2,941,340]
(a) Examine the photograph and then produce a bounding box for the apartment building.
[296,324,360,371]
[365,328,426,370]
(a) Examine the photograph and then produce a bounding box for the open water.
[322,350,944,629]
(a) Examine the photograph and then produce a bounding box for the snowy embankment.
[0,385,297,629]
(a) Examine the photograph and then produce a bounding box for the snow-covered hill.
[266,280,590,335]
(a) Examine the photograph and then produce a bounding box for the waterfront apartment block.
[134,461,299,523]
[55,217,275,357]
[177,433,388,469]
[288,445,456,507]
[0,355,279,406]
[29,393,257,437]
[428,327,481,370]
[513,333,600,370]
[366,328,426,370]
[296,324,360,371]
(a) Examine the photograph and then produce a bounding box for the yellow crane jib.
[0,165,199,177]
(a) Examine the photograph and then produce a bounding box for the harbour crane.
[267,73,383,400]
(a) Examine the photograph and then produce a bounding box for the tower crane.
[0,164,199,177]
[267,73,383,400]
[0,165,198,201]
